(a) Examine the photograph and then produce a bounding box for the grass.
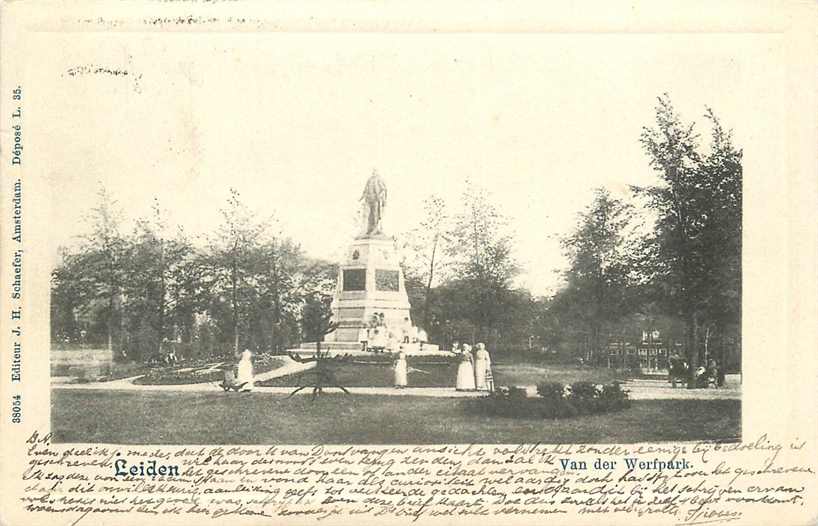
[51,389,740,444]
[257,360,622,389]
[491,363,622,386]
[258,360,457,388]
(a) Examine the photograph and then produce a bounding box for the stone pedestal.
[294,173,438,355]
[325,235,413,343]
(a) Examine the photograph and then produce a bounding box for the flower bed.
[466,381,630,419]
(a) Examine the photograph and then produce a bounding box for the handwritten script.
[20,432,814,524]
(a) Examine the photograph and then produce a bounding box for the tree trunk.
[685,313,700,389]
[422,234,438,330]
[231,260,239,354]
[703,324,711,364]
[588,323,601,365]
[271,254,282,354]
[108,255,116,352]
[158,240,167,351]
[108,292,114,351]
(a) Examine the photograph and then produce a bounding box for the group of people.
[360,314,428,353]
[390,341,494,391]
[229,341,495,394]
[668,353,725,388]
[452,342,493,392]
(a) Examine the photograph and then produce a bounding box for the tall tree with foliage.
[445,180,518,344]
[81,184,128,351]
[696,109,742,366]
[203,188,270,355]
[51,247,100,344]
[255,237,332,353]
[123,198,195,359]
[400,194,450,330]
[636,95,742,385]
[560,188,635,363]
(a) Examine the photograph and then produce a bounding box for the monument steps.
[293,341,442,356]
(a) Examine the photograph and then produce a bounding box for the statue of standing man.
[360,170,388,236]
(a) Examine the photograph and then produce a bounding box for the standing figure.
[393,349,408,389]
[236,348,254,391]
[360,170,388,236]
[474,343,492,391]
[451,340,460,354]
[456,344,476,391]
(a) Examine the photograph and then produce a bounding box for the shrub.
[467,381,630,419]
[536,382,564,401]
[598,381,631,411]
[570,381,598,400]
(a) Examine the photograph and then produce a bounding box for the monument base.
[294,341,443,357]
[326,235,418,344]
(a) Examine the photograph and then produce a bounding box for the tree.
[123,198,194,359]
[696,109,742,368]
[81,184,128,351]
[444,180,519,345]
[51,248,100,344]
[636,95,742,385]
[256,238,331,353]
[203,188,271,355]
[400,194,450,330]
[560,188,634,363]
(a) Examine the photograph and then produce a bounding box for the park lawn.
[258,360,458,388]
[490,363,623,386]
[258,361,621,389]
[51,389,740,444]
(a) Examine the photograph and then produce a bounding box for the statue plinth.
[325,236,413,343]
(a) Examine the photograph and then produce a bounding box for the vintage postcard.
[1,1,817,525]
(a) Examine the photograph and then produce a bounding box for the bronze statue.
[360,170,388,236]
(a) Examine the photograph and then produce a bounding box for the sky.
[33,31,783,295]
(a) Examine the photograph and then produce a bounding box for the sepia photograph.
[43,32,747,446]
[4,3,818,526]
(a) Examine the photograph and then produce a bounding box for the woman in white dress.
[236,348,254,391]
[473,343,491,391]
[393,350,408,389]
[455,344,476,391]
